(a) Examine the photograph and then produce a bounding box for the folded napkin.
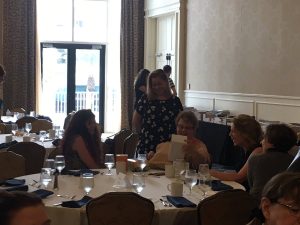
[5,185,28,192]
[61,169,100,177]
[31,189,54,199]
[166,196,196,208]
[211,180,233,191]
[0,179,25,186]
[0,140,18,149]
[61,196,93,208]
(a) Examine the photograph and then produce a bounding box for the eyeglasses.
[276,201,300,217]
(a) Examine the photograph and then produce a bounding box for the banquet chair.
[10,107,26,114]
[0,151,25,179]
[86,192,154,225]
[123,132,139,158]
[16,116,37,129]
[0,123,8,134]
[7,142,46,175]
[31,119,53,133]
[197,189,258,225]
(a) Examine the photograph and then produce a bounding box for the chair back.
[123,133,139,158]
[31,119,53,133]
[197,189,258,225]
[0,123,8,134]
[113,129,132,155]
[0,151,25,179]
[48,147,63,159]
[16,116,37,129]
[7,142,46,175]
[86,192,154,225]
[10,107,26,114]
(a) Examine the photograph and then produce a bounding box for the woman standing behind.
[134,69,150,109]
[210,114,263,184]
[132,69,183,159]
[61,109,102,169]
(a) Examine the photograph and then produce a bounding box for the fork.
[56,194,76,199]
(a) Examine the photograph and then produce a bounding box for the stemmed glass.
[132,173,145,195]
[104,154,115,175]
[11,124,18,136]
[137,153,147,172]
[185,169,197,195]
[82,173,94,196]
[198,164,211,198]
[40,168,52,189]
[25,123,32,135]
[54,155,65,175]
[39,130,47,145]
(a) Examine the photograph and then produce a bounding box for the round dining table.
[16,169,245,225]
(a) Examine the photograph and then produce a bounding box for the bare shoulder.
[252,146,263,155]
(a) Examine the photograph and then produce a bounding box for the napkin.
[61,196,93,208]
[31,189,54,199]
[0,179,25,186]
[5,185,29,192]
[211,180,233,191]
[61,169,100,177]
[0,140,18,149]
[166,196,196,208]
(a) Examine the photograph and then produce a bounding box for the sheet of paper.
[168,134,187,161]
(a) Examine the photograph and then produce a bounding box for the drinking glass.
[55,155,65,175]
[40,168,52,189]
[44,159,56,175]
[132,173,145,195]
[82,173,94,196]
[39,130,47,145]
[198,164,211,198]
[104,154,115,175]
[137,153,147,171]
[11,124,18,136]
[25,123,32,135]
[185,169,197,194]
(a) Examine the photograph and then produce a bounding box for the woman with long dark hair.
[61,109,102,169]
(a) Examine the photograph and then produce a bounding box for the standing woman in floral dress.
[132,69,183,160]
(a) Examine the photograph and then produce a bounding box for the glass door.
[40,42,105,128]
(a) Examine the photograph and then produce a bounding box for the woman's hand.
[147,151,155,160]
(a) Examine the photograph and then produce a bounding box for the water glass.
[39,130,47,145]
[137,153,147,171]
[44,159,56,175]
[132,173,145,194]
[55,155,65,175]
[198,163,211,198]
[11,124,18,136]
[185,169,197,194]
[25,123,32,134]
[82,173,94,196]
[104,154,115,175]
[40,168,52,189]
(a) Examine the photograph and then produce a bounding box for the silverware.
[56,194,76,199]
[160,198,172,207]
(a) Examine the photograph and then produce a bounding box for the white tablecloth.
[18,170,245,225]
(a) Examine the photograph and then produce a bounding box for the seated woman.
[61,109,102,170]
[248,124,296,200]
[247,172,300,225]
[148,111,211,169]
[210,114,263,184]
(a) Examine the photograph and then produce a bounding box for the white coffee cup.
[5,135,13,143]
[48,129,56,139]
[165,164,175,178]
[167,182,183,196]
[23,136,31,142]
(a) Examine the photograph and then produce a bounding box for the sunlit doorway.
[40,42,105,127]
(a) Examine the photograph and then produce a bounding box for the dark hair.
[163,65,172,74]
[264,124,297,152]
[262,172,300,206]
[232,114,263,149]
[147,69,172,100]
[61,109,101,164]
[0,191,43,225]
[176,111,198,129]
[134,69,150,91]
[0,65,5,77]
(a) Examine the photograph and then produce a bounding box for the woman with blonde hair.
[132,69,183,159]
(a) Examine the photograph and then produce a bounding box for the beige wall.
[186,0,300,97]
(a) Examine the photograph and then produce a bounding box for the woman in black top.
[134,69,150,109]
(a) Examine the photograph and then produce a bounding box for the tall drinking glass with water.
[82,173,94,196]
[55,155,65,175]
[44,159,56,175]
[104,154,115,175]
[40,168,52,189]
[132,173,145,195]
[39,130,47,145]
[11,124,18,136]
[185,169,197,194]
[198,164,211,198]
[137,153,147,171]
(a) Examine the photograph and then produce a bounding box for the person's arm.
[171,87,177,96]
[132,110,142,133]
[210,147,262,183]
[72,136,99,169]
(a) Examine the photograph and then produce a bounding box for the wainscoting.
[184,90,300,124]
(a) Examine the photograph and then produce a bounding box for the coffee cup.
[23,136,31,142]
[5,135,13,143]
[167,182,183,196]
[165,164,175,178]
